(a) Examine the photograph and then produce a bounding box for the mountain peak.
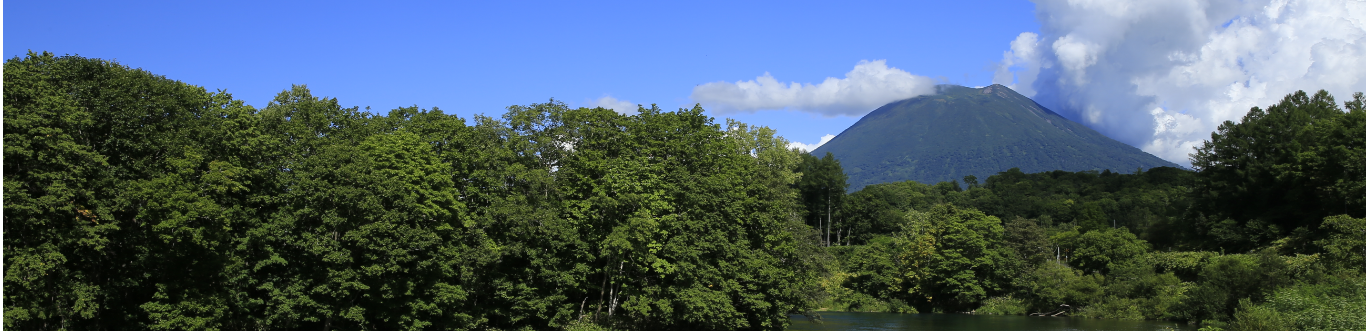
[812,84,1177,191]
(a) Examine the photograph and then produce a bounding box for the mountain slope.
[812,84,1180,191]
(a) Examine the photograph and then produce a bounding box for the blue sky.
[12,0,1364,166]
[4,0,1038,149]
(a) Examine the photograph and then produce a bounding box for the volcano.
[811,84,1180,191]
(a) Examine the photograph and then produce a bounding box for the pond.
[789,312,1191,331]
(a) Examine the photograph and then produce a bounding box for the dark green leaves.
[3,54,816,330]
[1191,90,1366,251]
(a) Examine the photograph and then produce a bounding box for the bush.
[832,290,894,312]
[886,299,919,314]
[1145,251,1219,281]
[1229,299,1289,331]
[976,296,1027,315]
[1179,252,1290,322]
[1069,228,1151,275]
[1075,296,1144,320]
[564,319,623,331]
[1012,262,1103,313]
[1100,262,1190,320]
[1317,215,1366,273]
[1243,274,1366,331]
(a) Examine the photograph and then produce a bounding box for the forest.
[797,84,1366,330]
[3,52,1365,331]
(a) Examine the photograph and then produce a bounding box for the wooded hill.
[812,84,1179,191]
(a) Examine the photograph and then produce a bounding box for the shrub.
[1145,251,1219,281]
[976,296,1027,315]
[1245,274,1366,331]
[1069,228,1151,275]
[1229,299,1289,331]
[1012,262,1103,313]
[1178,252,1290,322]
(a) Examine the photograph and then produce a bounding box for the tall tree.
[3,53,824,330]
[1190,90,1366,251]
[797,153,848,246]
[4,52,261,329]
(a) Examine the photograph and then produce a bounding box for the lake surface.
[789,312,1191,331]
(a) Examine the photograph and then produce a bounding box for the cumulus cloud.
[993,0,1366,166]
[588,96,639,115]
[788,134,837,153]
[994,32,1043,97]
[691,60,938,116]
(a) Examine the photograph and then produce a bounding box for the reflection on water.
[789,312,1190,331]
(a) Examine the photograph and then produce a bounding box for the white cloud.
[588,96,639,115]
[690,60,938,116]
[1052,35,1100,86]
[788,134,836,153]
[994,0,1366,166]
[993,32,1043,97]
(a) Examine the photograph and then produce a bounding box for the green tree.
[923,205,1007,311]
[1000,217,1052,276]
[834,236,904,308]
[3,52,137,329]
[1012,262,1104,313]
[1068,228,1150,275]
[724,119,827,319]
[1327,93,1366,217]
[1234,274,1366,330]
[1179,252,1291,323]
[549,104,813,330]
[1084,262,1186,320]
[1190,90,1366,251]
[4,52,261,329]
[797,152,848,247]
[962,175,980,189]
[1317,215,1366,273]
[840,180,939,245]
[888,204,1007,312]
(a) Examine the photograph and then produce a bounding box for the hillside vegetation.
[812,84,1178,191]
[4,53,823,330]
[807,88,1366,330]
[5,52,1366,331]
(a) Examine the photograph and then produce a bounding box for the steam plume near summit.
[994,0,1366,166]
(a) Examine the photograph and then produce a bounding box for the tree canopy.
[3,52,821,331]
[8,51,1366,331]
[817,87,1366,329]
[1189,90,1366,251]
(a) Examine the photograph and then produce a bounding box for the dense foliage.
[817,88,1366,330]
[7,52,1366,331]
[3,53,823,330]
[795,153,847,247]
[1187,90,1366,252]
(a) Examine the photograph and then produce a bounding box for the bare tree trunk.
[817,212,823,246]
[578,296,589,320]
[825,191,831,247]
[595,259,611,320]
[609,261,624,316]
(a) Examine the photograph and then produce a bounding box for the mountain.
[811,84,1180,191]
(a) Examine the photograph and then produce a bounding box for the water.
[788,312,1191,331]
